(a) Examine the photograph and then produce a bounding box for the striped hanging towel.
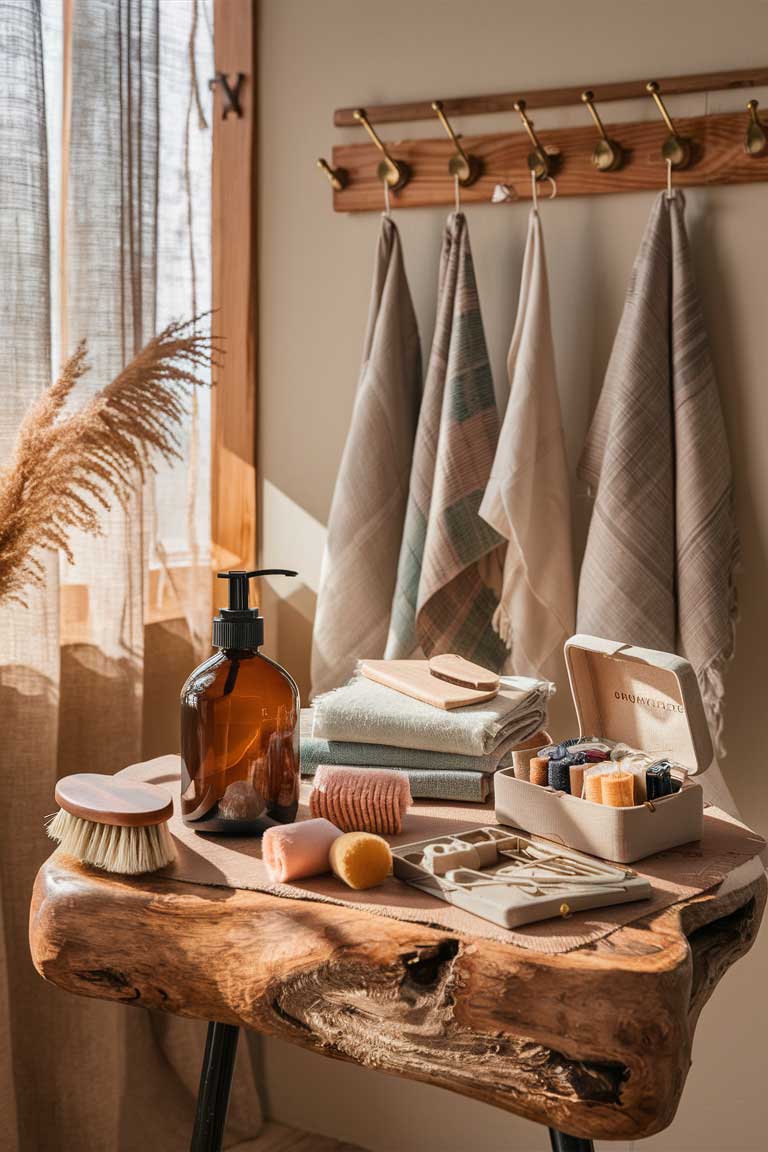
[311,216,421,696]
[577,191,739,754]
[386,212,507,669]
[479,208,574,679]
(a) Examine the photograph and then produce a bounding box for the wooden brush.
[47,774,175,874]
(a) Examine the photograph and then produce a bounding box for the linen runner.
[126,757,765,955]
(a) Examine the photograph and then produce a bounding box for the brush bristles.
[46,809,176,874]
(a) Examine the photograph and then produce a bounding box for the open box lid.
[564,635,713,775]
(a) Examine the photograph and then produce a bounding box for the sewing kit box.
[494,635,713,863]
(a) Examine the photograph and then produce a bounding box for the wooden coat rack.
[319,67,768,211]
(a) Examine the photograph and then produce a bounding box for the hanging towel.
[386,212,506,669]
[479,208,575,679]
[311,215,422,696]
[577,191,739,754]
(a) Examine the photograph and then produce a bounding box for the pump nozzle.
[217,569,298,612]
[213,569,298,648]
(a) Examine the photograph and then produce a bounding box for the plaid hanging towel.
[479,208,575,680]
[386,212,507,669]
[311,216,422,695]
[577,191,739,754]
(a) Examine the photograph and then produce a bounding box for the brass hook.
[645,81,691,169]
[431,100,482,186]
[352,108,411,190]
[581,90,624,172]
[745,99,767,156]
[513,99,559,180]
[317,157,348,192]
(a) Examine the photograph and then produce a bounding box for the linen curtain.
[0,1,262,1148]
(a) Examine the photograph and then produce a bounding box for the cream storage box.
[494,635,713,863]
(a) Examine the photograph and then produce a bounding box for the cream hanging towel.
[311,216,421,696]
[577,191,739,754]
[386,212,507,669]
[479,208,574,678]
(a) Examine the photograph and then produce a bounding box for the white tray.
[392,826,652,930]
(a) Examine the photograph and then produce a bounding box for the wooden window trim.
[211,0,257,604]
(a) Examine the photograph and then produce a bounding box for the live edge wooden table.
[30,828,765,1152]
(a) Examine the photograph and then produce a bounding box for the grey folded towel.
[311,672,554,756]
[300,732,516,775]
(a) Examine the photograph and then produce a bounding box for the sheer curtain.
[0,1,262,1147]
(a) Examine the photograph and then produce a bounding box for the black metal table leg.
[190,1022,240,1152]
[548,1129,595,1152]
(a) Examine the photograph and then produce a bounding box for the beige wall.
[258,2,768,1148]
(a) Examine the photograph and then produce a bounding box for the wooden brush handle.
[54,773,173,827]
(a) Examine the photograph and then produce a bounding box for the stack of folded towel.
[303,672,554,802]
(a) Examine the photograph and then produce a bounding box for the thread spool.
[569,762,586,798]
[530,756,550,786]
[583,771,604,804]
[601,770,635,807]
[547,756,572,793]
[511,729,550,781]
[646,760,674,800]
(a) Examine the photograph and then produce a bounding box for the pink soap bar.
[262,817,342,883]
[310,764,412,835]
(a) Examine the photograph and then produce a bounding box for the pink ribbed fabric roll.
[310,765,412,835]
[262,817,342,883]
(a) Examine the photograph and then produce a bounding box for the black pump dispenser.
[212,569,297,650]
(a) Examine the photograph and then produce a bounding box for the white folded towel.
[312,671,554,757]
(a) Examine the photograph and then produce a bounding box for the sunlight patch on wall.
[262,479,327,595]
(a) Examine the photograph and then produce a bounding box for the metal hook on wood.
[317,157,348,191]
[581,90,624,171]
[513,99,560,180]
[209,72,245,120]
[352,108,411,190]
[645,80,691,169]
[745,99,767,156]
[431,100,482,186]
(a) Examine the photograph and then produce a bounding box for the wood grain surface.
[333,67,768,125]
[330,111,768,211]
[54,774,174,827]
[29,849,765,1140]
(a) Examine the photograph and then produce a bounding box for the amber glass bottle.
[180,569,300,834]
